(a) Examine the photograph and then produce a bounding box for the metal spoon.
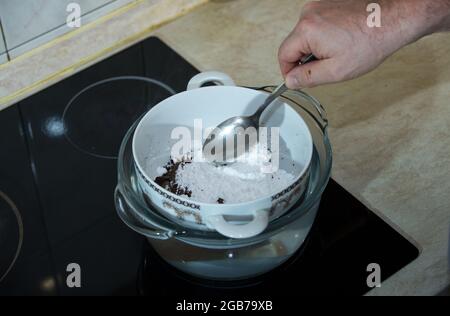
[202,54,316,165]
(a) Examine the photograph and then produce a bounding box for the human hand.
[279,0,450,89]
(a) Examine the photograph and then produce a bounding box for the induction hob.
[0,37,419,297]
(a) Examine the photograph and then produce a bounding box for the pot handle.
[187,71,236,90]
[115,187,173,240]
[206,210,269,239]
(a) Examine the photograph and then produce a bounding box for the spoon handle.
[300,53,317,64]
[260,82,288,111]
[253,54,316,120]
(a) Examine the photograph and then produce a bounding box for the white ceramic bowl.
[132,72,313,239]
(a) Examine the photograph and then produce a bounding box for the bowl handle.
[187,71,236,90]
[206,210,269,239]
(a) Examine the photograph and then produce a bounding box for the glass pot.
[115,86,332,280]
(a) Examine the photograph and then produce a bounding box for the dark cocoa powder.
[155,159,226,204]
[154,159,192,198]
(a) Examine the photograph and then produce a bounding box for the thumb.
[285,59,337,89]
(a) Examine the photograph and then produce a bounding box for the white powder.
[156,167,167,177]
[159,146,296,204]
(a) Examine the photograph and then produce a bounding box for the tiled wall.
[0,22,7,64]
[0,0,135,64]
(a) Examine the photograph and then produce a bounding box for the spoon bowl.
[202,54,316,165]
[203,115,259,165]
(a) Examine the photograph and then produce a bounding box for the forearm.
[394,0,450,39]
[368,0,450,60]
[427,0,450,32]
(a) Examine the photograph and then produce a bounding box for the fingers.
[285,58,338,89]
[278,29,311,78]
[279,29,338,89]
[278,1,343,88]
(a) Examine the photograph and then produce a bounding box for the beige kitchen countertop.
[1,0,449,296]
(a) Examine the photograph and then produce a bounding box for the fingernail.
[286,75,300,89]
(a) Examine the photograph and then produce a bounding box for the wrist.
[398,0,450,37]
[373,0,450,55]
[428,0,450,32]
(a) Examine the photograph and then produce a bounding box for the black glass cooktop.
[0,37,418,297]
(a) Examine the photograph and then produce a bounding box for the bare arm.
[279,0,450,89]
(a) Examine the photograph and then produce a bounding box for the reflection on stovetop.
[0,37,418,296]
[62,76,176,160]
[0,190,23,284]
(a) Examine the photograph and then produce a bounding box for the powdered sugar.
[155,146,296,204]
[175,162,295,204]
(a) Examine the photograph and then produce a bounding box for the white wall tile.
[1,0,134,58]
[0,53,7,65]
[0,22,6,54]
